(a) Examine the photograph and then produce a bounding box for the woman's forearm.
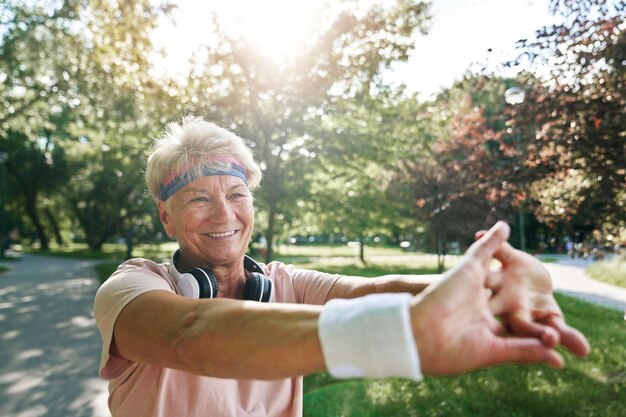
[173,298,326,379]
[326,274,438,300]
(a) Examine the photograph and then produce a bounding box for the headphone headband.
[244,255,265,275]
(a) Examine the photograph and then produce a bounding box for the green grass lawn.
[274,243,461,277]
[587,255,626,288]
[86,243,456,283]
[23,241,179,262]
[303,294,625,417]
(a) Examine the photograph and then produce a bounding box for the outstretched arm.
[325,273,437,301]
[110,222,588,380]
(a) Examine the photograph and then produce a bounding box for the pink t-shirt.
[93,258,341,417]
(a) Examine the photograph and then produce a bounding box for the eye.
[229,192,248,200]
[190,196,210,203]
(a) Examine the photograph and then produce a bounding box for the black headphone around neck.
[171,250,274,302]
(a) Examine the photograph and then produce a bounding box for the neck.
[211,263,247,299]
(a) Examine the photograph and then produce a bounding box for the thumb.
[467,221,511,266]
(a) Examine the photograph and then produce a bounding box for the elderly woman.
[94,116,589,417]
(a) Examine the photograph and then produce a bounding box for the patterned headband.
[159,158,248,201]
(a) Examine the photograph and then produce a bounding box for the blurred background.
[0,0,623,265]
[1,2,625,416]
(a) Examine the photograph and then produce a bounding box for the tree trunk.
[6,158,49,250]
[359,240,366,265]
[125,226,134,260]
[264,198,277,264]
[435,228,444,274]
[25,199,49,250]
[87,238,104,251]
[44,207,64,246]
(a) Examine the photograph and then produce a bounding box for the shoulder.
[263,261,341,304]
[263,261,308,284]
[94,258,175,313]
[114,257,170,277]
[102,258,173,288]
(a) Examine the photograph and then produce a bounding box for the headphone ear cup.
[177,272,201,299]
[187,268,218,299]
[243,272,273,302]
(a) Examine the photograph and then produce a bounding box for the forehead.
[177,175,248,195]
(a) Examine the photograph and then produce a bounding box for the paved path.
[0,254,110,417]
[0,253,624,417]
[543,256,626,312]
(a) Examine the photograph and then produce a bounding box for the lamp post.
[0,151,7,258]
[504,86,526,252]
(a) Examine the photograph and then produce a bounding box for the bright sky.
[152,0,559,99]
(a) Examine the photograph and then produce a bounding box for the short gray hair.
[145,116,262,201]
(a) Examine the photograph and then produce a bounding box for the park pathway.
[0,253,110,417]
[0,252,624,417]
[543,255,626,312]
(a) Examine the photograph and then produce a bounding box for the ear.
[157,200,176,238]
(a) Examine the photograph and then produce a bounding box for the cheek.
[175,209,204,232]
[241,204,255,226]
[186,213,205,229]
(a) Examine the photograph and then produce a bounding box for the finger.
[505,313,560,348]
[546,316,591,357]
[490,337,564,369]
[492,240,518,267]
[468,221,511,266]
[485,269,503,292]
[474,230,487,241]
[488,290,522,316]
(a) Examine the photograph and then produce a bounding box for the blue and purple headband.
[159,158,248,201]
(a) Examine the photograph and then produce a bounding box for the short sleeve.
[93,259,174,379]
[265,262,341,305]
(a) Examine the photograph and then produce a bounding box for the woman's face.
[158,175,254,268]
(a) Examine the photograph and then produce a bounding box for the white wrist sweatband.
[318,293,422,381]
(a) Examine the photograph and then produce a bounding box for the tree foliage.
[301,88,426,262]
[396,87,513,253]
[0,0,175,252]
[180,0,431,262]
[396,0,625,252]
[1,0,622,258]
[507,0,625,241]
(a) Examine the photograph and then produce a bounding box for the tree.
[0,0,85,249]
[179,0,431,262]
[507,0,625,243]
[0,0,176,253]
[396,91,518,269]
[299,87,427,263]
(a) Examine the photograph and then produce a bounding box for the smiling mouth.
[205,230,237,238]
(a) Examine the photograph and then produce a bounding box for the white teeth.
[206,230,236,238]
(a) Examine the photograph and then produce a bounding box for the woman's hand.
[478,232,591,358]
[410,222,570,376]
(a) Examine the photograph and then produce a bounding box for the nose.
[210,198,235,222]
